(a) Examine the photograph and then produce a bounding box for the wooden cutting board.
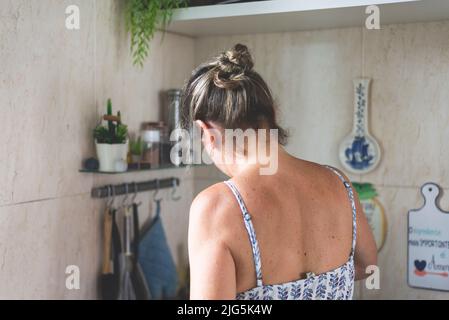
[408,182,449,291]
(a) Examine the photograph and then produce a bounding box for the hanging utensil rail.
[91,177,180,198]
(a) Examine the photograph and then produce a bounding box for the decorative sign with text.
[408,182,449,291]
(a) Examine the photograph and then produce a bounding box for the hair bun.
[217,43,254,74]
[214,44,254,89]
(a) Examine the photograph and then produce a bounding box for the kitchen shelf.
[79,163,206,174]
[167,0,449,37]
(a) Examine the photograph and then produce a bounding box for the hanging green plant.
[125,0,187,67]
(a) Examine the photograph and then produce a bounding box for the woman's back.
[222,157,356,298]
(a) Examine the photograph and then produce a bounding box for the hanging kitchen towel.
[138,200,179,299]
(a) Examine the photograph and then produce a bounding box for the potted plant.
[94,99,129,172]
[130,136,145,164]
[125,0,187,67]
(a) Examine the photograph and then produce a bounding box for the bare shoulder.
[325,165,351,181]
[189,182,240,241]
[190,182,229,219]
[314,163,351,187]
[297,162,357,204]
[321,164,364,214]
[324,165,362,201]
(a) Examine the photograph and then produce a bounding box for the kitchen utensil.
[408,182,449,291]
[339,78,381,174]
[130,202,151,300]
[101,208,115,299]
[118,206,136,300]
[100,208,122,300]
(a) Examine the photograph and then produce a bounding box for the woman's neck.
[223,144,289,178]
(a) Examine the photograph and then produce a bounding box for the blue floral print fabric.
[223,165,357,300]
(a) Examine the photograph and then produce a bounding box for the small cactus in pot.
[93,99,129,172]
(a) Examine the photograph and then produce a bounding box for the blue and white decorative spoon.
[339,78,381,174]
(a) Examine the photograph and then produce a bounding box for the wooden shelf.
[167,0,449,37]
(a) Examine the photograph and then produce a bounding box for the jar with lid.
[141,122,163,168]
[167,89,182,134]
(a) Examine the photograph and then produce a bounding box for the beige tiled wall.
[359,21,449,299]
[0,0,195,299]
[194,21,449,299]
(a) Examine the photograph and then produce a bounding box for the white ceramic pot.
[95,140,129,172]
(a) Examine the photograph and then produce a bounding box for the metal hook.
[106,185,112,208]
[131,182,142,206]
[121,183,129,208]
[171,179,181,201]
[110,185,116,208]
[131,182,138,203]
[153,179,163,202]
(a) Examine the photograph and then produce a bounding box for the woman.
[182,44,377,300]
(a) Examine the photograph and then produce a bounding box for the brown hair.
[181,44,288,145]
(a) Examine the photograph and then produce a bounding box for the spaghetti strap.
[224,180,263,287]
[323,165,357,258]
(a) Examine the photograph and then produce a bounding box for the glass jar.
[167,89,182,134]
[141,122,162,168]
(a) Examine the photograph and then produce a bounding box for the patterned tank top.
[223,165,357,300]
